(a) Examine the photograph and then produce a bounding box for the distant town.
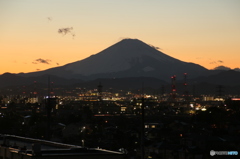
[0,79,240,159]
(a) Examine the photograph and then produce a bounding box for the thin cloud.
[148,44,161,50]
[58,27,75,38]
[233,68,240,72]
[212,65,231,70]
[33,58,52,65]
[209,60,224,65]
[209,61,217,64]
[58,27,73,35]
[47,17,52,22]
[118,37,131,41]
[72,33,76,39]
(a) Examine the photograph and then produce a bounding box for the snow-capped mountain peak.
[64,39,181,75]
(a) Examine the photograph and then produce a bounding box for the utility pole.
[46,76,56,140]
[141,83,145,159]
[46,76,51,140]
[216,85,224,97]
[161,85,165,95]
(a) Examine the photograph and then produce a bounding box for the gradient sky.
[1,0,240,75]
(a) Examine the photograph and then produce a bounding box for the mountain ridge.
[1,70,240,95]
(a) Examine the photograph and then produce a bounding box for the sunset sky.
[1,0,240,75]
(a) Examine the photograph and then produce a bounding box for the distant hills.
[0,70,240,95]
[0,39,240,95]
[188,70,240,86]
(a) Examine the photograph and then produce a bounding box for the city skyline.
[1,0,240,74]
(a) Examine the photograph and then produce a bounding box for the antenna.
[48,76,50,98]
[22,85,26,97]
[51,82,54,96]
[183,73,189,101]
[33,81,37,97]
[171,75,176,100]
[97,82,103,101]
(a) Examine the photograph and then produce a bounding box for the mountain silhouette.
[1,39,239,94]
[19,39,207,81]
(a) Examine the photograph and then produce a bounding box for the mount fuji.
[20,39,208,81]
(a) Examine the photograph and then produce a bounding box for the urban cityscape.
[0,74,240,158]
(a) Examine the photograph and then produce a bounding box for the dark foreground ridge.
[0,134,124,159]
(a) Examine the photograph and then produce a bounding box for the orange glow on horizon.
[1,0,239,74]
